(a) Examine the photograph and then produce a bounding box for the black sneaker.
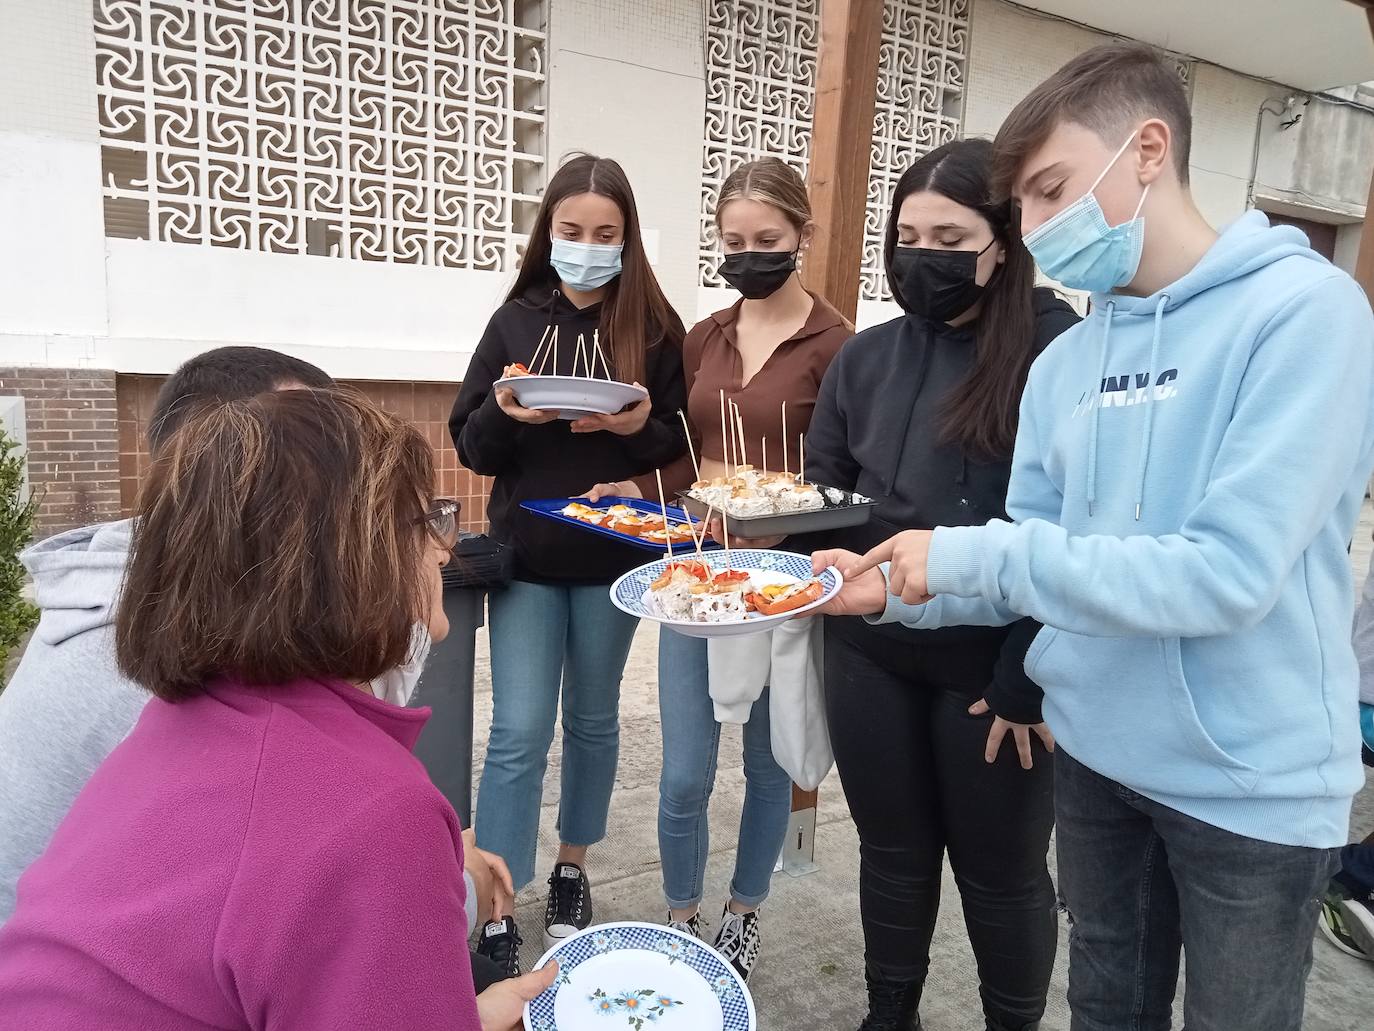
[857,964,922,1031]
[713,905,762,982]
[475,915,522,978]
[545,862,593,948]
[666,910,704,940]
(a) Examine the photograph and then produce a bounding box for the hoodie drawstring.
[1086,301,1115,517]
[1134,294,1169,521]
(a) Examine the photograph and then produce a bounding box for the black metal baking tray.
[675,486,876,539]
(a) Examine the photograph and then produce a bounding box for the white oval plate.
[609,549,841,639]
[524,921,755,1031]
[495,375,648,420]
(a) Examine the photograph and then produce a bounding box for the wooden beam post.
[801,0,884,324]
[788,0,884,854]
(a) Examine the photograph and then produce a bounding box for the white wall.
[0,0,108,347]
[2,0,1367,378]
[546,0,706,323]
[961,0,1366,294]
[1188,63,1286,229]
[0,0,713,381]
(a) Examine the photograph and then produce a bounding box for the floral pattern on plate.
[524,921,754,1031]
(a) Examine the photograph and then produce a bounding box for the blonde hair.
[714,158,813,233]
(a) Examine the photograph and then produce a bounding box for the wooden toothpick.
[781,401,789,476]
[799,433,806,485]
[592,330,611,379]
[678,409,701,483]
[655,468,672,561]
[720,496,731,571]
[529,324,552,374]
[761,436,768,476]
[725,390,736,483]
[536,325,557,375]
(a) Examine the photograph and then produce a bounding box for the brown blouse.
[636,292,852,497]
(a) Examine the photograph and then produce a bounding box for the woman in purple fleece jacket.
[0,388,555,1030]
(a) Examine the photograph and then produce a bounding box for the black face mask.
[890,240,995,322]
[719,249,798,299]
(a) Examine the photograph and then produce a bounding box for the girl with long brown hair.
[804,138,1079,1031]
[583,156,850,982]
[449,153,686,969]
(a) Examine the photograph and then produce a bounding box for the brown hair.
[116,388,435,701]
[714,157,813,233]
[507,153,684,384]
[148,346,334,454]
[887,139,1037,460]
[991,41,1192,200]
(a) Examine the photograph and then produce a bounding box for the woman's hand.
[463,828,515,926]
[810,548,889,617]
[495,387,558,425]
[706,516,784,550]
[570,387,652,435]
[476,962,559,1030]
[576,480,643,503]
[968,698,1055,770]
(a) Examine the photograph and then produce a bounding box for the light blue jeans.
[476,580,639,890]
[657,629,792,910]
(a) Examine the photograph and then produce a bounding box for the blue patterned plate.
[523,921,756,1031]
[609,549,841,639]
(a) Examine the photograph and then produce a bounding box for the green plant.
[0,427,39,679]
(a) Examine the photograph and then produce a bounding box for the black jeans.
[1054,749,1338,1031]
[824,620,1057,1028]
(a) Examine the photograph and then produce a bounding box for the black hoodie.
[449,281,687,584]
[804,288,1079,722]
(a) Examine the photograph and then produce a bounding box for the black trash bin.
[410,533,511,828]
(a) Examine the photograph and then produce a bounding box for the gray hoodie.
[0,520,143,922]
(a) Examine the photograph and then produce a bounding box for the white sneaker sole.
[543,925,583,950]
[1339,899,1374,960]
[1318,906,1370,959]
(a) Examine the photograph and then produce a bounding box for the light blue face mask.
[550,238,623,291]
[1023,132,1150,294]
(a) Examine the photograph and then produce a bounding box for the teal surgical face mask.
[550,238,623,291]
[1022,132,1149,294]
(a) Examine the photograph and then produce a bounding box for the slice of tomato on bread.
[745,579,824,616]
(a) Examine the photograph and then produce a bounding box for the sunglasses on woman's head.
[420,498,461,549]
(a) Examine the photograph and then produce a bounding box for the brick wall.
[115,375,492,533]
[0,367,122,536]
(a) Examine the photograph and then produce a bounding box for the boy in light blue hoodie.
[815,42,1374,1031]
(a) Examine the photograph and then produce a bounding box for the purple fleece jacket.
[0,675,478,1030]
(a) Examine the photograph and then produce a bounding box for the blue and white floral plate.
[609,549,842,639]
[524,921,756,1031]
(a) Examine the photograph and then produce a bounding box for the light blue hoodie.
[873,212,1374,848]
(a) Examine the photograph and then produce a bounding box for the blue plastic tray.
[520,496,717,554]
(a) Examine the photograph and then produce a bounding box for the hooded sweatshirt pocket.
[1030,630,1260,798]
[1159,637,1259,793]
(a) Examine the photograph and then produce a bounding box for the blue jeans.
[1054,749,1338,1031]
[476,580,639,890]
[657,630,792,910]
